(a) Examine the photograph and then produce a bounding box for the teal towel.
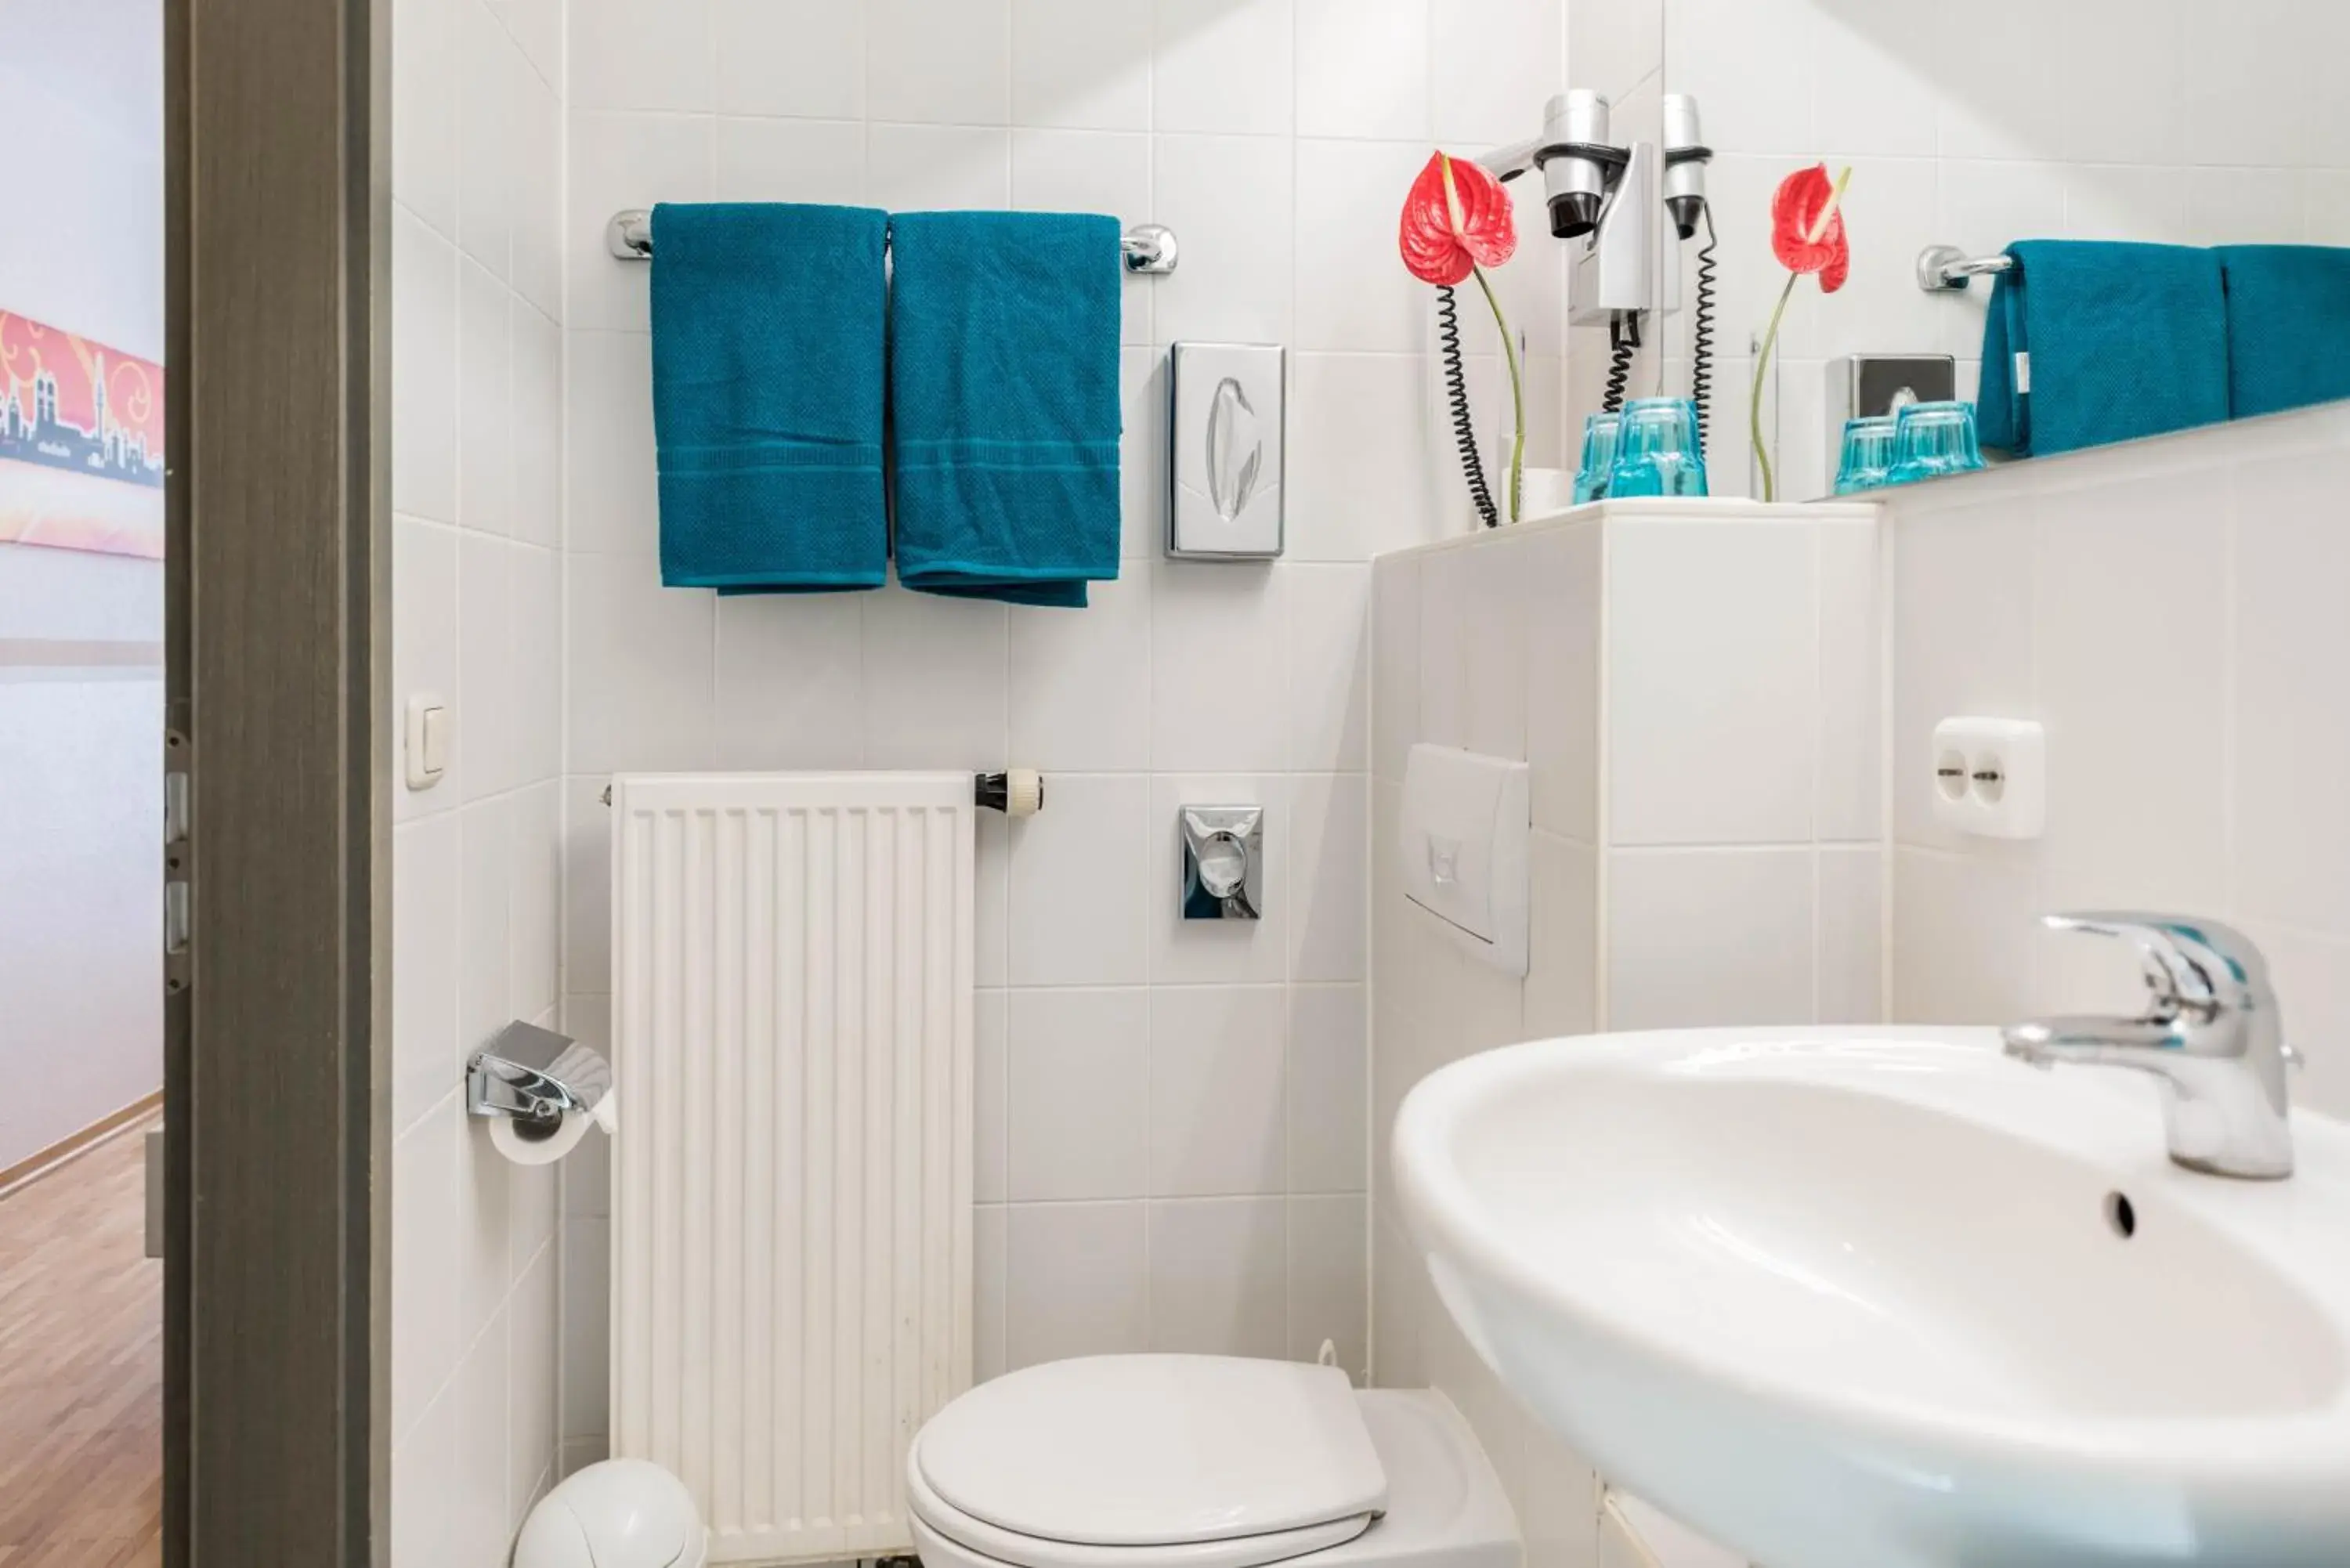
[651,202,889,591]
[1977,240,2229,458]
[2217,246,2350,420]
[888,211,1123,609]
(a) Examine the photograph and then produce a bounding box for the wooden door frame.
[164,0,390,1561]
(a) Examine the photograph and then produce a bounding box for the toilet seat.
[908,1356,1389,1568]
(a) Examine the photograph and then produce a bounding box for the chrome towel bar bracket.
[1918,244,2016,292]
[606,208,1179,274]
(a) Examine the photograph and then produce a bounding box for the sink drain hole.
[2104,1191,2136,1239]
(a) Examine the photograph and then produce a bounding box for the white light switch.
[405,692,450,791]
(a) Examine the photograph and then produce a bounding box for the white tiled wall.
[1366,497,1882,1568]
[389,0,568,1559]
[550,0,1581,1472]
[1574,1,2350,499]
[1884,403,2350,1127]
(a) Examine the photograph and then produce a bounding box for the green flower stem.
[1751,271,1799,504]
[1470,262,1524,523]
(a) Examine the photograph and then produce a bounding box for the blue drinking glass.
[1572,412,1622,504]
[1607,398,1708,498]
[1834,416,1899,494]
[1885,400,1986,485]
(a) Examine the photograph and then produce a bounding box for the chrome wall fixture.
[606,208,1180,273]
[467,1019,613,1131]
[1180,805,1264,920]
[1917,244,2016,292]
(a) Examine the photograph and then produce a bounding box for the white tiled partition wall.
[552,0,1582,1475]
[1884,403,2350,1126]
[1367,497,1883,1566]
[1559,1,2350,498]
[388,0,568,1559]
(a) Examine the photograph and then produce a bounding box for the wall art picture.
[0,310,164,559]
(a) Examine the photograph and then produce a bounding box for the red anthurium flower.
[1399,152,1518,287]
[1770,163,1849,293]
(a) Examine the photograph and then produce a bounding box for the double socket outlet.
[1930,717,2045,840]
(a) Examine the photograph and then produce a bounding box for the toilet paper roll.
[489,1106,596,1166]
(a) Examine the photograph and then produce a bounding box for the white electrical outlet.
[1930,717,2045,839]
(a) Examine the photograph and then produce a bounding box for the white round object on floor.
[514,1459,709,1568]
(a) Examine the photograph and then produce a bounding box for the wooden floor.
[0,1122,163,1568]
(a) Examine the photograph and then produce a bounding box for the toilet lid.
[913,1357,1387,1548]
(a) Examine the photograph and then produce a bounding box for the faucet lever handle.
[2041,911,2269,1019]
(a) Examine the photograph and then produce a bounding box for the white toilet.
[906,1356,1519,1568]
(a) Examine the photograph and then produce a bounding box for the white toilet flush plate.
[1393,1028,2350,1568]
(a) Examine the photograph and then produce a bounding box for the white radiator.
[609,773,976,1565]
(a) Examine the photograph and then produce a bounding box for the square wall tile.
[1288,1193,1367,1376]
[2234,457,2350,936]
[1007,988,1149,1201]
[392,1104,459,1446]
[1151,563,1289,772]
[458,534,515,801]
[715,0,865,119]
[1153,0,1292,135]
[1150,985,1287,1197]
[564,331,657,556]
[975,992,1007,1205]
[1152,135,1294,346]
[511,544,562,784]
[1524,522,1601,841]
[1008,774,1151,985]
[509,782,562,1021]
[457,0,514,280]
[395,816,464,1135]
[566,113,714,334]
[1009,566,1151,771]
[1818,846,1883,1026]
[1523,832,1596,1040]
[1287,564,1370,774]
[565,551,715,775]
[714,594,865,771]
[2037,471,2228,912]
[1607,847,1814,1030]
[1460,533,1529,762]
[392,212,458,524]
[975,1204,1008,1384]
[512,309,562,549]
[1013,0,1152,130]
[394,0,459,235]
[1295,141,1432,356]
[1145,1197,1287,1357]
[1889,843,2039,1026]
[1007,1201,1148,1369]
[1287,984,1366,1194]
[1290,774,1368,983]
[1370,553,1419,784]
[867,0,1010,125]
[1288,355,1444,562]
[1431,0,1563,146]
[561,782,614,995]
[570,0,713,111]
[1817,520,1883,844]
[1607,518,1815,847]
[457,262,512,538]
[1296,0,1427,139]
[559,1214,611,1440]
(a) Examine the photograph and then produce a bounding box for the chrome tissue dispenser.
[468,1020,615,1142]
[1167,342,1285,560]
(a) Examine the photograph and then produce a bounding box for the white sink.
[1391,1028,2350,1568]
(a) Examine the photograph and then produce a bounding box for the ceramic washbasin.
[1391,1028,2350,1568]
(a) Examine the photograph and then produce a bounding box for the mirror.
[1583,0,2350,498]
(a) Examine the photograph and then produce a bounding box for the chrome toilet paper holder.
[468,1020,613,1131]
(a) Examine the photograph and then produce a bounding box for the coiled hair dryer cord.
[1690,202,1719,444]
[1437,285,1500,529]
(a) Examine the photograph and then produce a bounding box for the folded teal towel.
[1977,240,2229,458]
[651,202,889,591]
[888,211,1123,609]
[2217,245,2350,421]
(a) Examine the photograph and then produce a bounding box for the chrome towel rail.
[1917,244,2015,292]
[606,208,1180,273]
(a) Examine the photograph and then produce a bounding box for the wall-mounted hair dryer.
[1476,91,1716,428]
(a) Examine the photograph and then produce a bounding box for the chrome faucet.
[2002,912,2296,1180]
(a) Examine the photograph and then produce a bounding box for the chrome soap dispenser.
[1166,342,1285,559]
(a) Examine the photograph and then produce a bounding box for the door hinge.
[164,726,191,995]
